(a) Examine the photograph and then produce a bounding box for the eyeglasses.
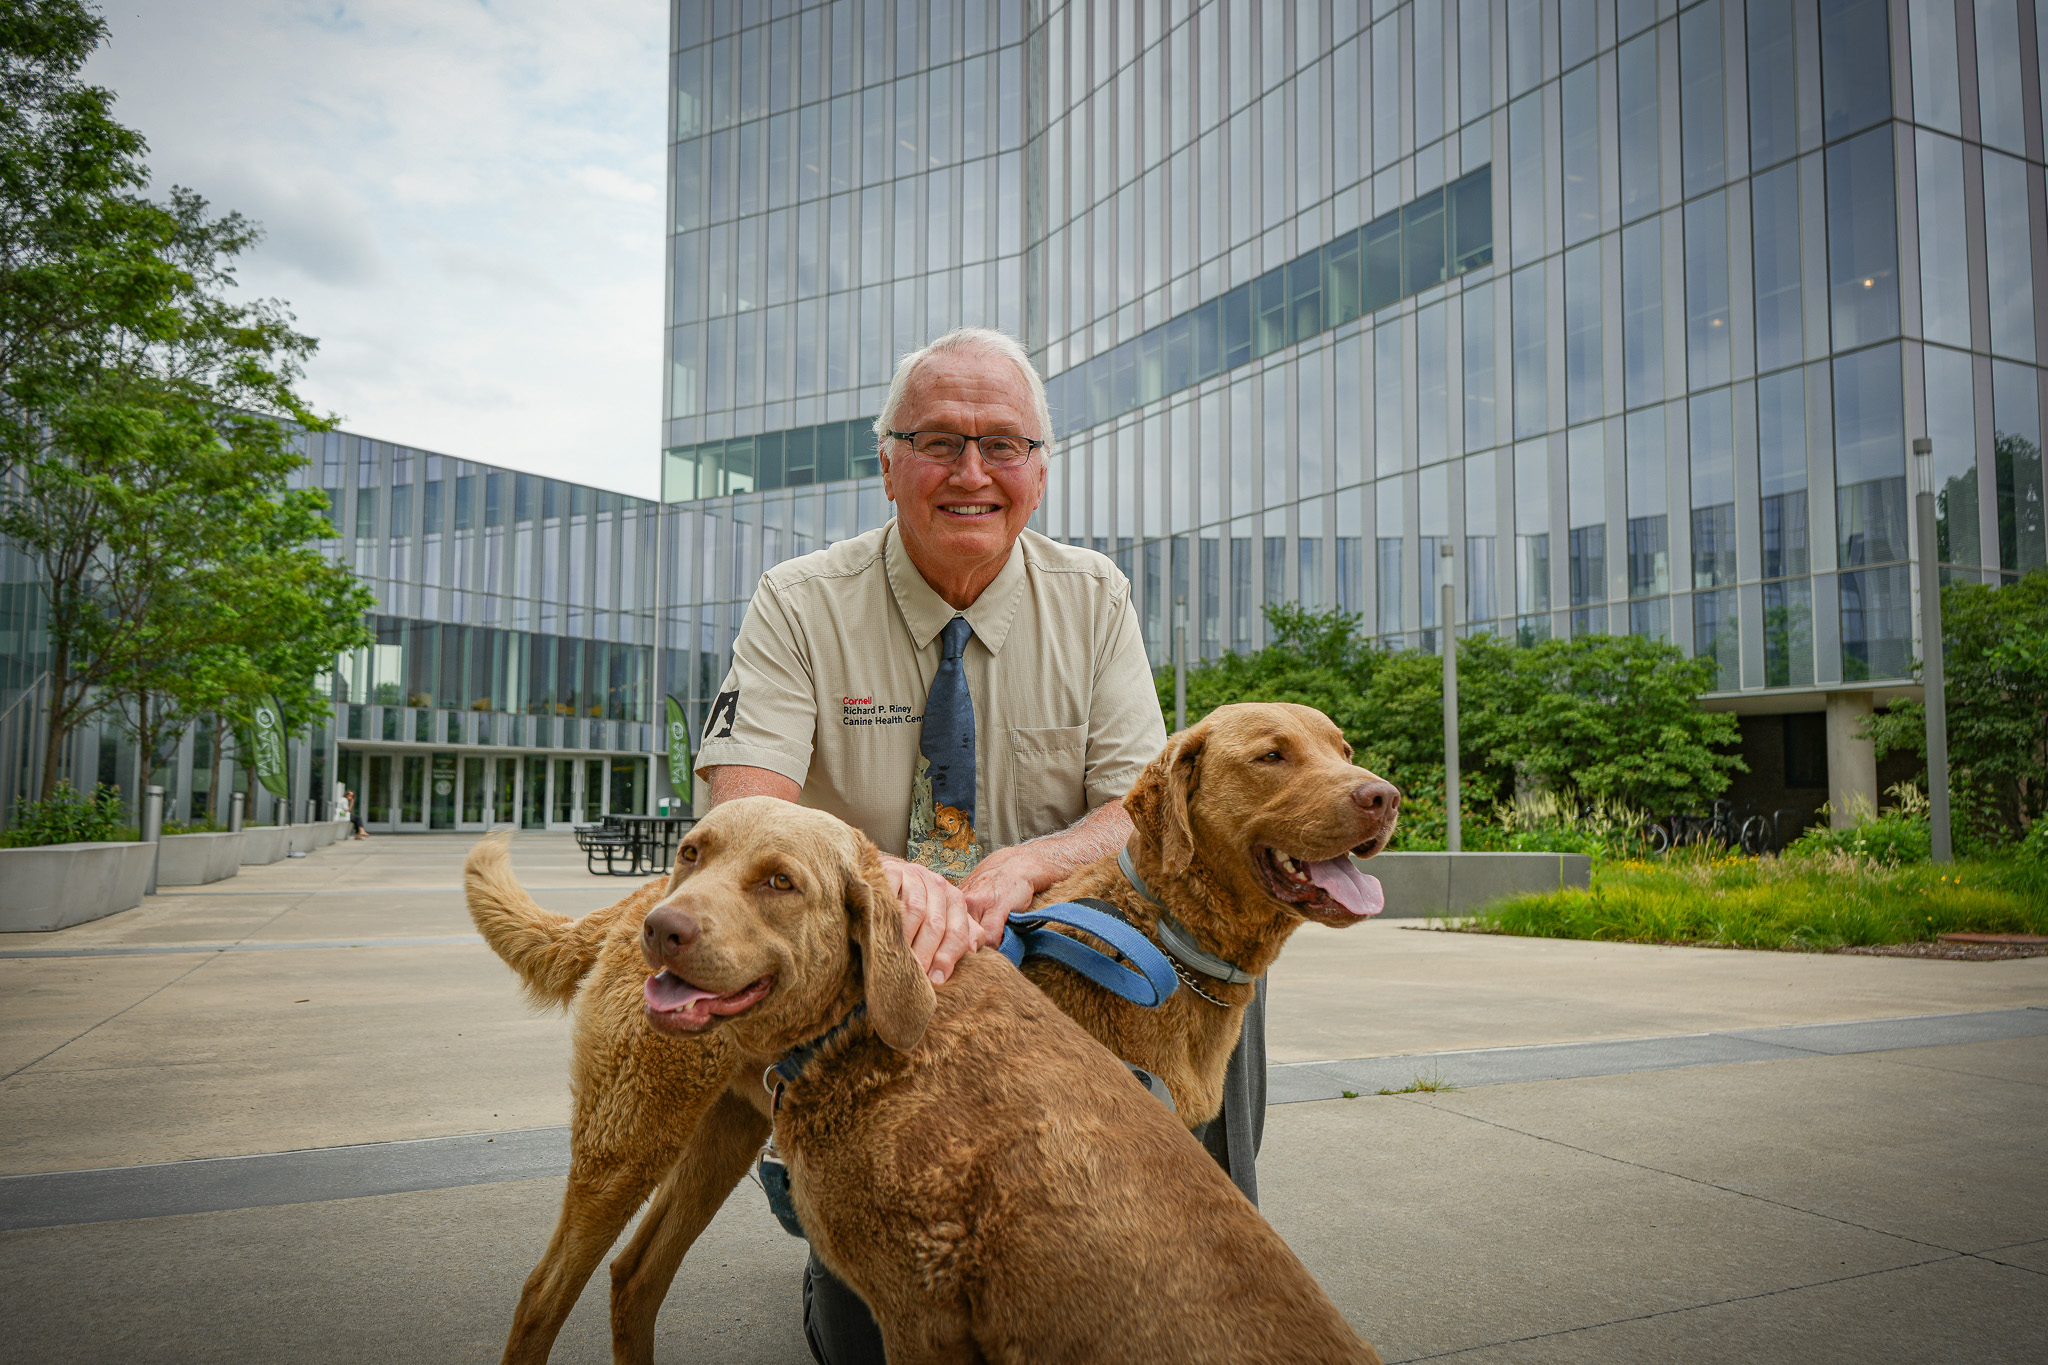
[887,430,1045,468]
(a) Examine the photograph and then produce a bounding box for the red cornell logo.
[843,695,872,705]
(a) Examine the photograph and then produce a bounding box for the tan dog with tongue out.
[637,794,1386,1365]
[1016,699,1398,1131]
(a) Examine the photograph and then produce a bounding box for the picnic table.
[575,814,695,877]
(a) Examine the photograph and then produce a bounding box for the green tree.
[1866,567,2048,844]
[1164,605,1742,821]
[0,2,355,797]
[1463,633,1744,814]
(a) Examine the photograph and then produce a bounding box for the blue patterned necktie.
[908,616,980,878]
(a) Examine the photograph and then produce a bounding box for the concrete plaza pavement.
[1,832,2042,1362]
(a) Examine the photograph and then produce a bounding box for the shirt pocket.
[1008,725,1088,839]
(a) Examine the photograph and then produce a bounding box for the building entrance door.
[459,756,486,830]
[494,757,518,828]
[521,755,548,829]
[429,753,457,830]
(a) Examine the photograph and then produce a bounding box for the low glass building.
[655,0,2048,826]
[0,430,662,833]
[308,432,659,833]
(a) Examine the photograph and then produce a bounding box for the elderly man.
[695,328,1266,1365]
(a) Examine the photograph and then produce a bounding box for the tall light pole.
[1173,594,1188,731]
[1441,542,1460,854]
[1912,437,1953,862]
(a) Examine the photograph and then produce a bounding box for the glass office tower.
[659,0,2048,819]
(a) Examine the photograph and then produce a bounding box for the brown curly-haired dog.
[636,795,1384,1364]
[465,700,1398,1362]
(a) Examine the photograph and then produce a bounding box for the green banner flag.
[665,695,693,799]
[251,697,290,800]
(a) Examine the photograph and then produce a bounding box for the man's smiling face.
[880,347,1048,608]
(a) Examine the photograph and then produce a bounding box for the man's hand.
[877,853,979,985]
[958,843,1051,943]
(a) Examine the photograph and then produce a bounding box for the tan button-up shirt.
[695,521,1168,857]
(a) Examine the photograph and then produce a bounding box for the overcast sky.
[86,0,669,498]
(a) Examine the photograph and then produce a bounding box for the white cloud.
[86,0,668,498]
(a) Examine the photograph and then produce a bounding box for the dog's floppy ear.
[1126,722,1206,878]
[845,837,936,1051]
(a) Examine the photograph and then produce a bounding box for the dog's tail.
[465,834,618,1009]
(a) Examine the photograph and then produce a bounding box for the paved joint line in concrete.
[1386,1254,1965,1362]
[0,935,489,959]
[0,952,221,1087]
[0,1128,575,1232]
[1268,1008,2048,1105]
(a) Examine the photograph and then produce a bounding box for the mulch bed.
[1831,939,2048,961]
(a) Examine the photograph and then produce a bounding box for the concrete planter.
[1363,851,1593,917]
[317,819,342,846]
[156,831,246,887]
[0,841,155,932]
[238,825,293,865]
[288,823,323,855]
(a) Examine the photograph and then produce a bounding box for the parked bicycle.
[1640,801,1772,857]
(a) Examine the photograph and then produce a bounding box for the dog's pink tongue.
[644,971,719,1012]
[1308,857,1385,916]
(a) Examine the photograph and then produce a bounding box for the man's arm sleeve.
[1082,581,1171,808]
[693,582,816,788]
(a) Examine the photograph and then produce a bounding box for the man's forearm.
[1015,798,1133,890]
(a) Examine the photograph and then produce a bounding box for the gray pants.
[802,979,1268,1363]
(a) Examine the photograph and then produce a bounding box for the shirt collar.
[883,520,1029,657]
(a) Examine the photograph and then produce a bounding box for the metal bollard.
[229,791,245,833]
[141,785,164,896]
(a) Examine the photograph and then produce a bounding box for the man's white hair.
[872,327,1055,455]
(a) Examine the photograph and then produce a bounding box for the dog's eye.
[1258,749,1285,763]
[768,873,794,891]
[680,845,699,863]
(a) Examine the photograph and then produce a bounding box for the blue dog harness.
[996,897,1182,1008]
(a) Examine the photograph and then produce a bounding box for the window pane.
[1512,265,1548,438]
[1463,280,1497,450]
[1922,345,1980,570]
[1826,128,1899,350]
[1993,360,2047,573]
[1418,302,1449,463]
[1686,192,1732,390]
[1818,0,1892,140]
[1976,0,2028,155]
[1562,65,1599,245]
[1618,33,1661,222]
[1758,368,1811,579]
[1752,164,1804,371]
[1908,0,1962,135]
[1565,242,1603,423]
[1622,217,1664,407]
[1915,131,1971,350]
[1680,0,1726,197]
[1984,151,2037,363]
[1834,343,1908,567]
[1509,94,1546,264]
[1748,0,1800,168]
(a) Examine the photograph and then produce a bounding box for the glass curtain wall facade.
[301,432,656,833]
[659,0,2048,783]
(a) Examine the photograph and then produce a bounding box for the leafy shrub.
[1864,565,2048,846]
[161,817,226,836]
[2,782,127,848]
[1786,784,1932,866]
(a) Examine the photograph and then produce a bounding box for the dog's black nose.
[1351,779,1400,814]
[641,906,700,964]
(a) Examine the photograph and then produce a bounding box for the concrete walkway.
[1,834,2042,1362]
